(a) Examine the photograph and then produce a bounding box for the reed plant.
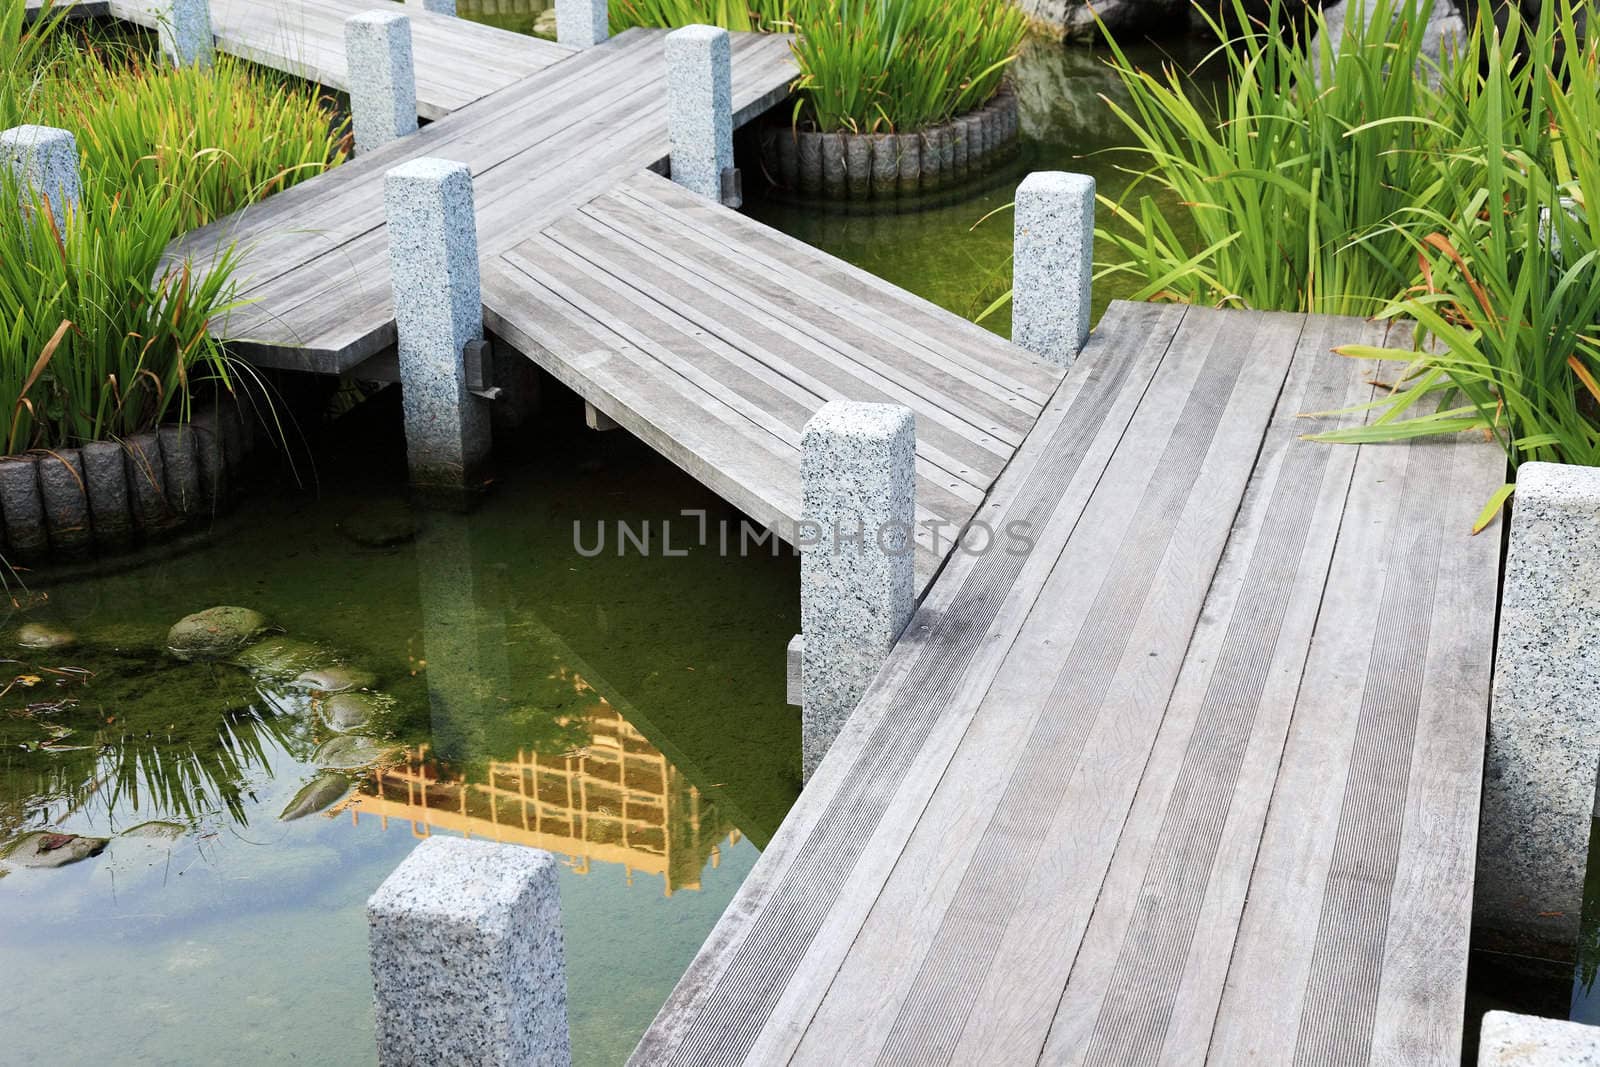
[1096,0,1450,315]
[1310,0,1600,492]
[611,0,1027,132]
[0,0,346,451]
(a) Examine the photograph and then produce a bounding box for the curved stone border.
[0,398,260,566]
[760,86,1020,203]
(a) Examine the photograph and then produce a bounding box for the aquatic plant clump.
[611,0,1028,132]
[0,1,347,451]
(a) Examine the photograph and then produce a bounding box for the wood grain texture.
[633,305,1504,1067]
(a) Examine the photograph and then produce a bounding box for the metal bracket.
[464,338,503,401]
[720,167,743,210]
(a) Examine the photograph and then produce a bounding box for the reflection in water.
[351,702,738,896]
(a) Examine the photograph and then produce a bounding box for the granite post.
[799,401,916,781]
[1478,1011,1600,1065]
[1476,462,1600,959]
[384,157,492,494]
[1012,170,1095,366]
[555,0,607,48]
[1,125,80,231]
[155,0,213,67]
[346,12,419,155]
[368,836,571,1066]
[665,25,733,204]
[406,0,456,14]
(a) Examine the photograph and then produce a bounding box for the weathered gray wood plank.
[629,301,1190,1066]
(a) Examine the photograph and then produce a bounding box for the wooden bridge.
[50,0,1506,1059]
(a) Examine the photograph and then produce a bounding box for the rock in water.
[1,831,110,868]
[315,735,395,770]
[338,500,417,548]
[16,621,77,651]
[280,773,351,821]
[321,691,384,732]
[292,665,377,694]
[168,606,271,662]
[232,637,329,681]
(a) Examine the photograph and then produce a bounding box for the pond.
[0,391,798,1065]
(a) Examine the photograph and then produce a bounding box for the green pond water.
[0,392,799,1065]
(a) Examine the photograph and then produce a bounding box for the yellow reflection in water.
[346,703,739,896]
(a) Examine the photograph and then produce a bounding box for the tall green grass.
[1311,0,1600,484]
[1097,0,1451,315]
[0,2,346,451]
[612,0,1027,132]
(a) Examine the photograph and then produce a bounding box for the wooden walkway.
[38,0,575,117]
[170,27,797,372]
[633,301,1504,1065]
[484,171,1060,587]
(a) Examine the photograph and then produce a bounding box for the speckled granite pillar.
[384,158,491,493]
[555,0,607,48]
[665,25,732,203]
[368,836,571,1066]
[1,125,80,231]
[406,0,455,15]
[1477,462,1600,959]
[1479,1011,1600,1065]
[799,401,916,781]
[1013,170,1095,366]
[155,0,213,67]
[345,12,419,155]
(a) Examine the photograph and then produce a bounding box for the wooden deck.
[483,171,1061,588]
[35,0,575,117]
[169,27,797,372]
[633,301,1505,1065]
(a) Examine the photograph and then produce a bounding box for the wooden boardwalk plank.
[108,0,574,119]
[633,303,1504,1066]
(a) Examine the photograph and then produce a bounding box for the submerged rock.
[119,821,186,841]
[292,664,377,694]
[338,500,418,548]
[1,831,110,868]
[314,734,395,770]
[232,637,329,681]
[321,691,384,733]
[167,606,271,662]
[280,773,351,821]
[16,622,77,651]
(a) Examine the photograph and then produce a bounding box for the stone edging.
[0,399,260,567]
[759,87,1020,202]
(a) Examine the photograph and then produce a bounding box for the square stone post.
[665,25,733,205]
[405,0,456,14]
[1012,171,1095,366]
[1,125,80,232]
[1478,1012,1600,1065]
[1475,462,1600,959]
[155,0,213,67]
[368,836,572,1066]
[799,401,916,782]
[384,158,492,494]
[556,0,607,48]
[346,12,419,155]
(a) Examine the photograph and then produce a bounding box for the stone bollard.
[799,401,916,782]
[1476,462,1600,960]
[1012,171,1095,366]
[1,125,81,232]
[384,157,492,495]
[368,836,572,1066]
[346,11,420,155]
[1478,1011,1600,1065]
[155,0,213,67]
[555,0,607,48]
[665,25,734,206]
[406,0,456,14]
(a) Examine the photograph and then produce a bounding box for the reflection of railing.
[347,704,738,895]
